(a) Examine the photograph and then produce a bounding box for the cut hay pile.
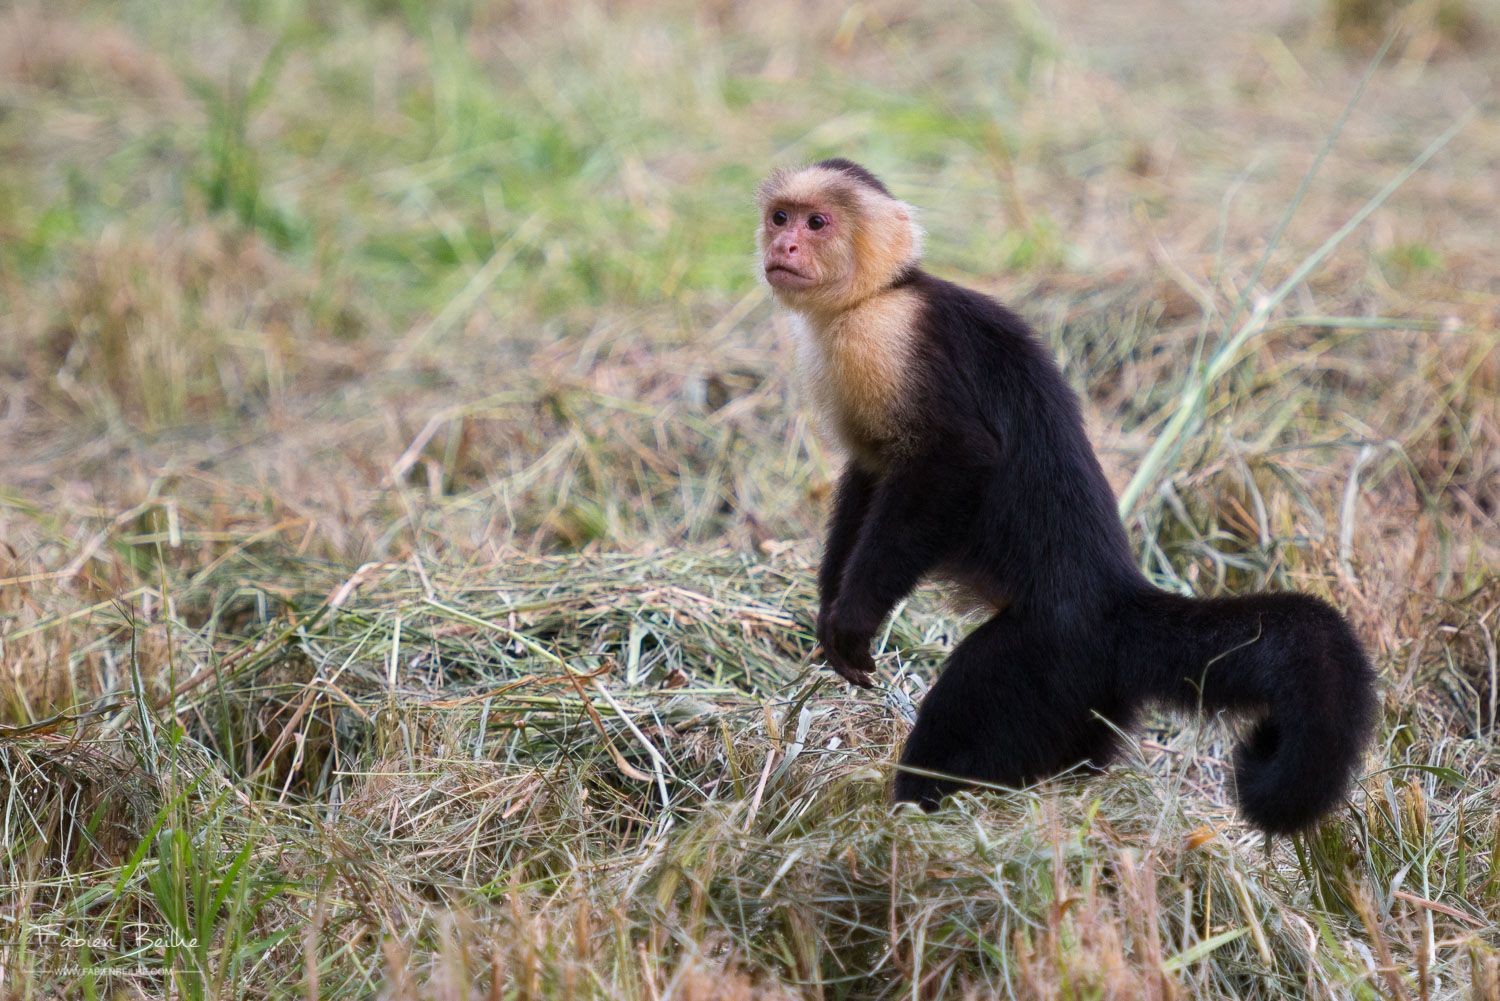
[2,0,1498,997]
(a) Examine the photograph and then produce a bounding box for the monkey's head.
[757,158,921,314]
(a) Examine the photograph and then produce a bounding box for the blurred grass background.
[0,0,1497,997]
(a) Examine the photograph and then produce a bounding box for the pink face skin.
[762,205,834,290]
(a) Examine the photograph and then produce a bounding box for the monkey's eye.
[807,213,827,230]
[771,209,788,226]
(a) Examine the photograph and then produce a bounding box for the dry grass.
[1,0,1497,997]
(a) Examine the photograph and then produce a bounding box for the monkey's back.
[901,270,1143,625]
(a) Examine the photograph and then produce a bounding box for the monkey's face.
[757,163,921,315]
[759,202,855,306]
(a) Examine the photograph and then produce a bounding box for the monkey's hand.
[816,606,877,688]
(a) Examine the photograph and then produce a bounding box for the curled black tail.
[1121,589,1378,834]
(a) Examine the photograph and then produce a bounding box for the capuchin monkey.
[757,158,1376,834]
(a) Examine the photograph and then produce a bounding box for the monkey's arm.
[817,449,979,686]
[817,463,878,619]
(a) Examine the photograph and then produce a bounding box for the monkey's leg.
[893,614,1119,808]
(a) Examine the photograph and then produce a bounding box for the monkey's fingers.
[812,643,876,688]
[831,661,876,688]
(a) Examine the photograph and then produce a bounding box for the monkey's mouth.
[765,264,814,289]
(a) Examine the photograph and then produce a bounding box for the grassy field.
[1,0,1497,997]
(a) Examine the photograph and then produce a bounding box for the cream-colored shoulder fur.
[793,286,922,461]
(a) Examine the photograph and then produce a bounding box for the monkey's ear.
[896,202,924,260]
